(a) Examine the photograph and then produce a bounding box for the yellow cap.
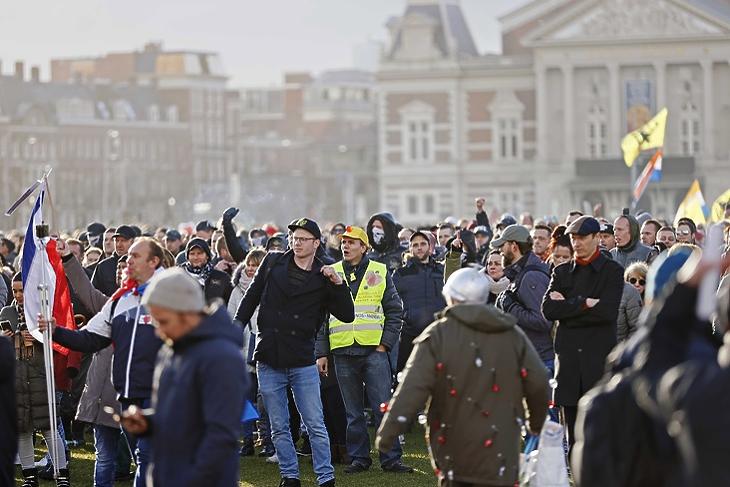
[341,226,369,248]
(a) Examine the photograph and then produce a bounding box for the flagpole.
[36,220,61,479]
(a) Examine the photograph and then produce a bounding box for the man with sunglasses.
[235,218,354,487]
[676,218,697,245]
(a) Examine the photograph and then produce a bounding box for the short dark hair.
[568,210,584,217]
[658,226,675,235]
[516,239,533,255]
[643,219,661,233]
[532,224,552,235]
[0,238,15,253]
[138,237,164,269]
[12,271,22,283]
[437,223,455,232]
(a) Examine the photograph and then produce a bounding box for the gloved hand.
[222,207,239,224]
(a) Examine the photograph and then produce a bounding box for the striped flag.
[632,150,662,203]
[674,180,710,227]
[21,182,75,353]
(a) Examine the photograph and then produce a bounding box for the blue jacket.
[148,304,249,487]
[496,252,553,361]
[54,274,164,400]
[392,258,446,338]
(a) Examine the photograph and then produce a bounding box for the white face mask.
[372,227,385,245]
[251,236,266,247]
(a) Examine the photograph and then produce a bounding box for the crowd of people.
[0,198,729,487]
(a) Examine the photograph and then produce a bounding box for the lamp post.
[103,130,120,223]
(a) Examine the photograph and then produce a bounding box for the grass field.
[16,430,437,487]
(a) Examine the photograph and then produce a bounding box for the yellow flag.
[621,108,668,167]
[674,179,709,227]
[711,188,730,222]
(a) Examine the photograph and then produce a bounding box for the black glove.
[222,207,239,224]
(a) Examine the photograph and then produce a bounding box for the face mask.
[372,227,385,245]
[251,236,266,247]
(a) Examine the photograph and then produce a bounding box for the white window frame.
[399,101,436,165]
[489,90,525,162]
[586,104,607,158]
[679,101,701,156]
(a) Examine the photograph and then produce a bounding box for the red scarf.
[575,248,600,266]
[110,278,139,301]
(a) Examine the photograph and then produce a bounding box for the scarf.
[181,260,215,287]
[576,248,601,267]
[13,301,34,360]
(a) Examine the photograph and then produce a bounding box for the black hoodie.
[366,212,407,272]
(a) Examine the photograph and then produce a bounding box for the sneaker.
[382,461,414,473]
[344,462,369,474]
[55,468,71,487]
[114,471,135,481]
[21,468,39,487]
[258,447,276,458]
[278,478,301,487]
[239,439,255,457]
[296,436,312,456]
[266,453,280,464]
[319,480,335,487]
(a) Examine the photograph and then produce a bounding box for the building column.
[653,61,666,110]
[701,60,714,160]
[535,64,548,162]
[562,64,575,166]
[607,62,621,157]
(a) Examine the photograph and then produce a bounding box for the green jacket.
[376,304,549,486]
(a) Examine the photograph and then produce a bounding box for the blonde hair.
[624,262,649,281]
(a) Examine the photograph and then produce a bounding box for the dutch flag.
[20,183,75,352]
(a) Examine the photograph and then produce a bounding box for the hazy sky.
[0,0,524,87]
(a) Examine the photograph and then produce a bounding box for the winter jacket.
[221,219,247,264]
[0,275,6,308]
[181,238,233,303]
[235,250,355,369]
[392,258,446,339]
[542,252,624,406]
[366,212,406,272]
[315,255,403,357]
[610,214,652,268]
[61,255,120,427]
[496,252,553,362]
[91,253,121,297]
[228,273,257,372]
[53,270,165,400]
[616,283,642,342]
[147,304,249,487]
[0,335,16,487]
[376,304,548,486]
[1,305,51,433]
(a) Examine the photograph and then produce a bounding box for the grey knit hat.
[141,268,205,313]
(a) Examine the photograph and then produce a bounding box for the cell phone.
[0,320,13,333]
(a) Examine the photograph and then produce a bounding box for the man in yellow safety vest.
[315,226,413,475]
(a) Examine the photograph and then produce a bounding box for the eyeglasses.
[628,277,646,286]
[289,236,318,244]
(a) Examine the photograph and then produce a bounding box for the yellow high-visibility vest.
[329,259,387,350]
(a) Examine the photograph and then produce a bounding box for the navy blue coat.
[236,250,355,369]
[392,258,446,338]
[148,304,249,487]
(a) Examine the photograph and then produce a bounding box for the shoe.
[56,468,71,487]
[296,436,312,456]
[344,462,369,474]
[114,471,135,481]
[38,461,54,480]
[258,447,276,458]
[21,468,39,487]
[278,478,301,487]
[239,438,255,457]
[382,461,414,473]
[319,480,336,487]
[266,453,280,464]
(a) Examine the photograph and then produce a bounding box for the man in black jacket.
[542,216,623,449]
[91,225,135,296]
[179,238,232,303]
[235,218,354,487]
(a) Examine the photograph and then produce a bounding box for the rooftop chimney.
[14,61,24,80]
[31,66,40,83]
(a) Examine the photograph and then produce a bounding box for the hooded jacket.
[366,212,406,272]
[376,304,548,486]
[183,238,232,303]
[610,214,652,268]
[148,303,249,487]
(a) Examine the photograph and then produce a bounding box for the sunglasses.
[628,277,646,286]
[677,230,692,236]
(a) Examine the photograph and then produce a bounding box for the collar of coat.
[569,249,608,273]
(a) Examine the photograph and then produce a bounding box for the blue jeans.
[120,399,152,487]
[257,363,334,484]
[93,425,121,487]
[334,351,402,468]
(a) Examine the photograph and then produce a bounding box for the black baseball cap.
[112,225,136,241]
[566,216,601,236]
[86,222,106,236]
[599,222,614,234]
[287,217,321,240]
[195,220,217,232]
[165,229,182,241]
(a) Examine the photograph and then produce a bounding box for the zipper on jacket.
[124,300,142,398]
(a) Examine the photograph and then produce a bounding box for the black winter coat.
[235,250,354,369]
[392,258,445,338]
[542,252,623,406]
[202,268,233,304]
[0,335,16,487]
[91,253,120,297]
